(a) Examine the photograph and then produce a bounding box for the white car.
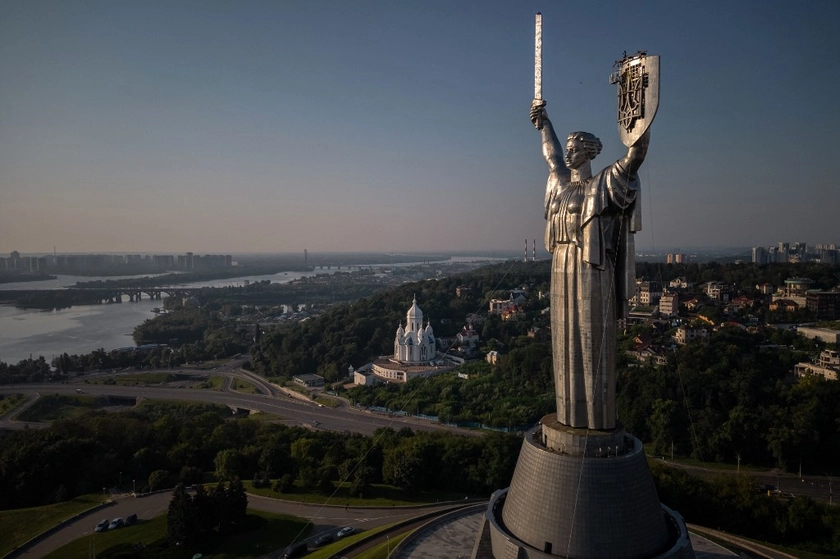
[108,517,123,530]
[94,519,109,532]
[336,526,354,538]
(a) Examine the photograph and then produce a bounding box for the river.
[0,271,309,364]
[0,256,513,365]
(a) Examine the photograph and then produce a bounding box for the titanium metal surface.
[530,96,649,429]
[610,52,660,147]
[534,12,542,101]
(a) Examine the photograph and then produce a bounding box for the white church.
[353,296,451,385]
[394,295,436,363]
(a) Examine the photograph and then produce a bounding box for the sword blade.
[535,12,542,101]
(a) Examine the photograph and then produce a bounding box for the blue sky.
[1,1,838,254]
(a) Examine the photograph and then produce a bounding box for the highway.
[0,364,482,558]
[0,365,475,438]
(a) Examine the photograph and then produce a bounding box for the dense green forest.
[0,400,521,511]
[2,400,839,555]
[617,327,840,473]
[651,463,840,555]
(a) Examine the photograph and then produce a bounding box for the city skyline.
[2,1,839,254]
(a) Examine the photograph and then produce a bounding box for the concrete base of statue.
[471,416,695,558]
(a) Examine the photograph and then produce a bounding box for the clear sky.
[1,1,838,255]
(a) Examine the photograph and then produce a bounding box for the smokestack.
[532,239,536,262]
[304,249,308,267]
[524,239,528,262]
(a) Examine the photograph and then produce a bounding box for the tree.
[167,483,195,545]
[273,473,294,493]
[647,398,678,456]
[214,448,244,481]
[216,478,248,534]
[350,465,374,498]
[382,437,436,493]
[148,469,172,491]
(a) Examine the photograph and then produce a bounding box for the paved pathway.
[391,510,739,559]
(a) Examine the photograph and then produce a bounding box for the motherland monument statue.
[471,14,694,559]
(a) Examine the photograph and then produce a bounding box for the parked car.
[336,526,355,538]
[108,517,123,530]
[94,519,109,532]
[125,513,137,525]
[313,533,334,547]
[282,541,307,558]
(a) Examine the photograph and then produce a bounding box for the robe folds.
[545,161,640,429]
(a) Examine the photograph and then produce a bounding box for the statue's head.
[565,132,602,169]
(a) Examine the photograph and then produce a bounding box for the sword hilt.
[531,99,546,130]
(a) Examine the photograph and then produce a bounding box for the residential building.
[637,280,663,306]
[819,349,840,368]
[674,326,709,345]
[806,291,840,320]
[784,277,814,298]
[456,324,480,348]
[659,292,679,317]
[668,277,693,290]
[293,374,324,387]
[704,281,731,302]
[794,363,838,381]
[796,326,840,345]
[769,299,799,313]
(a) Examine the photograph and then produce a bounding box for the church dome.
[406,295,423,324]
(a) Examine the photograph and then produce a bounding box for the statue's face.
[565,138,587,170]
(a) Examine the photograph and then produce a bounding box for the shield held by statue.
[610,52,659,147]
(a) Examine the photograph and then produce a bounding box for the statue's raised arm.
[619,127,650,177]
[530,101,567,177]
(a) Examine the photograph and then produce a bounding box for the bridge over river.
[65,286,210,303]
[0,286,218,306]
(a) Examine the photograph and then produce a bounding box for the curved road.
[15,489,465,558]
[0,369,475,437]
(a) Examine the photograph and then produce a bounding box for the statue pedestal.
[540,414,629,457]
[472,420,695,558]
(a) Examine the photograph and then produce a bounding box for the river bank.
[0,256,512,366]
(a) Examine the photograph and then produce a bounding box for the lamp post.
[133,479,136,495]
[826,473,834,506]
[387,535,390,557]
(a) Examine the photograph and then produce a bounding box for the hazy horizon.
[2,1,838,254]
[4,246,763,260]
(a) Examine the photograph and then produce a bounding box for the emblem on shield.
[610,52,659,147]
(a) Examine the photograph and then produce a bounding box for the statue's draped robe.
[545,161,640,429]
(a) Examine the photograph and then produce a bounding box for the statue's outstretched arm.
[531,101,566,174]
[618,128,650,176]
